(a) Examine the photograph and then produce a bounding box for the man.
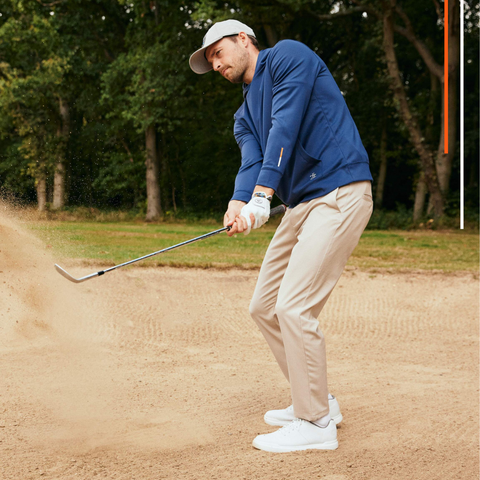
[189,19,373,453]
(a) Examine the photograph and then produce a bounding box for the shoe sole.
[264,412,343,427]
[252,439,339,453]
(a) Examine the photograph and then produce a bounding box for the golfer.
[189,19,373,453]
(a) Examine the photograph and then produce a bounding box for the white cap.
[189,19,256,74]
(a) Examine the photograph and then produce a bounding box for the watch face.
[253,192,272,202]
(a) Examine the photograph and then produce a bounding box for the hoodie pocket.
[295,141,323,178]
[287,142,324,202]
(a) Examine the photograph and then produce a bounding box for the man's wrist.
[252,191,272,203]
[229,199,247,208]
[252,185,275,202]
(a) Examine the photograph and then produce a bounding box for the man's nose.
[213,62,222,72]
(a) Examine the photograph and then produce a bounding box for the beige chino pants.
[250,180,373,421]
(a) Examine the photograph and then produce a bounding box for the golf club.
[54,204,287,284]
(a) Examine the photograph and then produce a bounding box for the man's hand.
[239,197,270,235]
[224,186,274,237]
[224,200,252,237]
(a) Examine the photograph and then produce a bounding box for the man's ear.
[238,31,249,47]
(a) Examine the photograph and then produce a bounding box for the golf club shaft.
[55,204,287,283]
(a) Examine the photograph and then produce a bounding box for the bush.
[367,205,479,231]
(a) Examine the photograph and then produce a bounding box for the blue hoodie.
[232,40,373,208]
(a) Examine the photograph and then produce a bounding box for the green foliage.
[368,205,479,231]
[92,151,146,208]
[0,0,475,225]
[0,137,34,200]
[0,10,68,182]
[367,206,416,230]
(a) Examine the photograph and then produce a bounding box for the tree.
[0,0,471,220]
[101,1,200,220]
[324,0,459,218]
[0,0,130,210]
[381,0,444,217]
[0,6,71,210]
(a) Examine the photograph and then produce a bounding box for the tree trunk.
[375,124,388,208]
[382,2,444,217]
[53,143,66,209]
[416,71,440,217]
[435,0,459,195]
[426,71,439,143]
[36,175,47,212]
[145,124,162,221]
[53,98,70,210]
[413,173,428,222]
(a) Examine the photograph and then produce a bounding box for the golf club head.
[54,264,99,283]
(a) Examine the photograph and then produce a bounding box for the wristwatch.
[252,192,273,202]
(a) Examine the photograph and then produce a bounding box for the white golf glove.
[240,197,270,235]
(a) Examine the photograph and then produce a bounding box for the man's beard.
[227,67,246,83]
[226,48,249,83]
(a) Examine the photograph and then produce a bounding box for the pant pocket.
[335,181,371,214]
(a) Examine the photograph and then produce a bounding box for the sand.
[0,207,478,479]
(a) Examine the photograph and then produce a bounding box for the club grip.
[270,204,287,217]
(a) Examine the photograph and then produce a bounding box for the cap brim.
[189,32,233,74]
[189,47,213,74]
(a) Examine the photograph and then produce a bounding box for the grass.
[352,230,478,272]
[26,218,479,274]
[29,221,275,269]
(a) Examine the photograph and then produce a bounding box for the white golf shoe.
[252,418,338,453]
[264,396,343,427]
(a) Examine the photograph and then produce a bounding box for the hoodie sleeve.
[255,41,319,192]
[230,114,263,203]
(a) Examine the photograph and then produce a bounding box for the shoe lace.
[279,418,303,436]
